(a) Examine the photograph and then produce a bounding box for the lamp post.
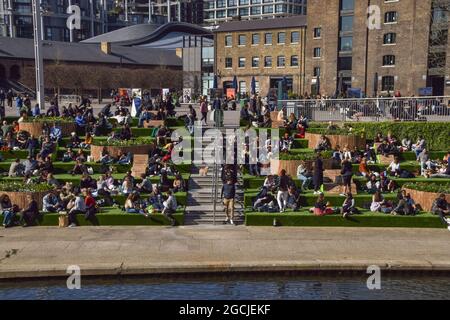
[32,0,45,111]
[6,0,14,38]
[124,0,128,23]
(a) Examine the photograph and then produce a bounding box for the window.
[251,0,261,3]
[340,16,353,32]
[239,81,247,94]
[313,47,321,58]
[278,32,286,44]
[225,57,232,68]
[252,57,260,68]
[227,0,237,6]
[277,55,286,67]
[291,55,299,67]
[240,0,249,4]
[385,11,398,23]
[382,76,394,91]
[217,0,226,8]
[264,56,272,67]
[239,57,246,68]
[265,33,272,45]
[275,4,286,13]
[340,0,354,11]
[228,9,238,16]
[251,6,261,15]
[46,27,52,40]
[239,8,249,16]
[252,33,260,45]
[225,35,232,47]
[217,10,226,18]
[383,33,396,44]
[340,36,353,51]
[291,31,299,43]
[238,34,246,46]
[382,55,395,66]
[338,57,352,70]
[313,27,321,38]
[263,5,273,14]
[313,67,321,77]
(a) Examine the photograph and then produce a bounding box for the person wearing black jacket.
[313,153,324,195]
[340,158,353,196]
[20,195,39,227]
[221,180,236,225]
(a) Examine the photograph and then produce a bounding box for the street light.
[32,0,45,111]
[5,0,14,37]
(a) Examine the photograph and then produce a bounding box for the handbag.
[58,212,68,227]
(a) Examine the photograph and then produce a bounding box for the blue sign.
[347,88,362,98]
[418,87,433,96]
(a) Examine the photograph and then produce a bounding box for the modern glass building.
[203,0,307,26]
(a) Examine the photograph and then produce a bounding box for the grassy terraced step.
[245,210,442,228]
[244,192,399,207]
[243,175,450,189]
[0,160,193,175]
[0,173,191,184]
[37,207,184,226]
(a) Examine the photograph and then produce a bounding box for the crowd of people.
[0,92,193,228]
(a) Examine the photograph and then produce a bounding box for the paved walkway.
[0,226,449,279]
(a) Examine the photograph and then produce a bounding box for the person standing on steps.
[200,96,208,125]
[313,152,324,195]
[212,95,223,127]
[221,179,236,225]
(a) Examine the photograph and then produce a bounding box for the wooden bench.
[143,120,165,128]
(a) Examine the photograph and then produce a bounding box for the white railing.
[279,96,450,122]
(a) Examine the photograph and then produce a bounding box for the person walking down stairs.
[221,179,236,225]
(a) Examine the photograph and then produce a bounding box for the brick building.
[214,16,307,97]
[305,0,450,97]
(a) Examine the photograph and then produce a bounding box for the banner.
[226,88,236,100]
[131,88,142,117]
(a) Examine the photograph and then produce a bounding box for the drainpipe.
[90,0,94,37]
[364,0,371,96]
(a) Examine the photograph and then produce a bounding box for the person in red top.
[295,122,306,139]
[83,188,99,225]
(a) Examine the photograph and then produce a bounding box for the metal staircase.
[184,109,244,225]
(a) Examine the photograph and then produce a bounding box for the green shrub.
[24,117,73,123]
[94,137,154,147]
[279,151,332,161]
[403,182,450,194]
[0,181,54,192]
[348,122,450,151]
[306,127,365,136]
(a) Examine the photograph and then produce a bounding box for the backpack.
[400,170,415,178]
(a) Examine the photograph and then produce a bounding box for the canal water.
[1,274,449,300]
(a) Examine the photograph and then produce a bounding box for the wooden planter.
[143,120,165,128]
[403,188,448,212]
[270,111,284,128]
[305,132,366,150]
[0,191,50,210]
[90,143,155,162]
[270,158,334,177]
[19,121,76,137]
